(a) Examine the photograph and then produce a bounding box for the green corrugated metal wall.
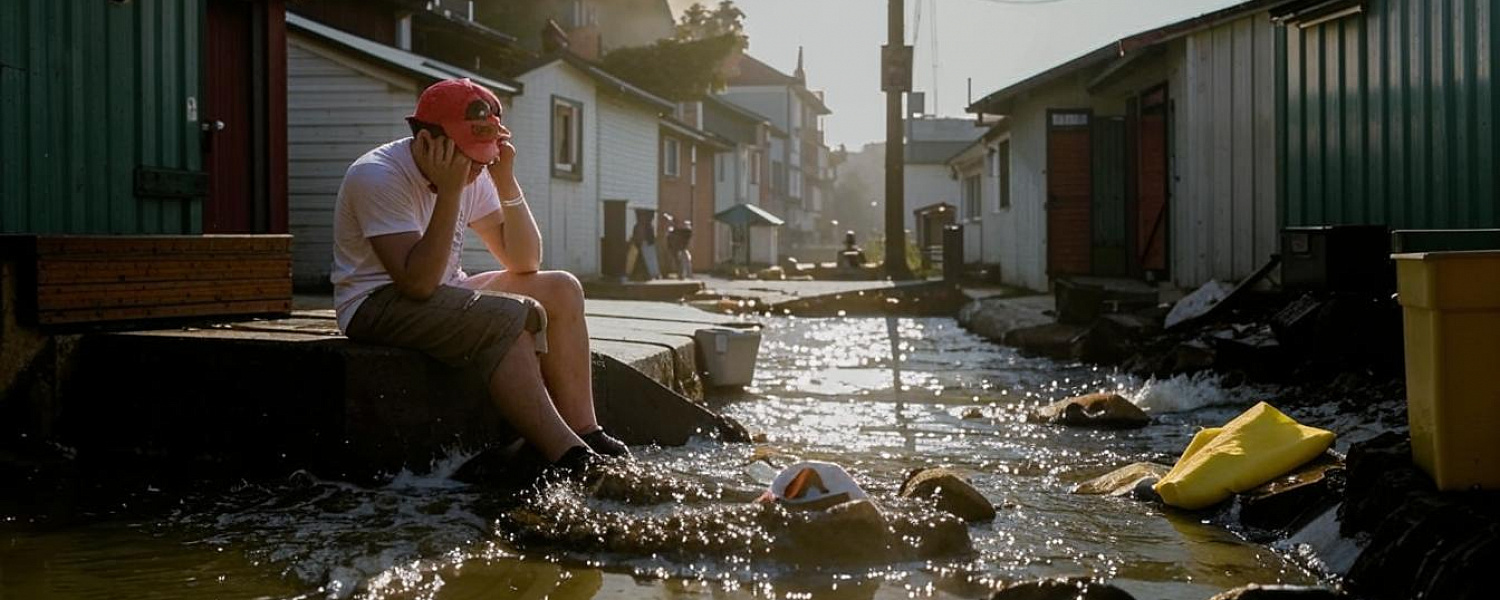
[1,0,203,235]
[1282,0,1500,229]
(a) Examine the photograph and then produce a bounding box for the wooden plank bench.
[0,234,293,327]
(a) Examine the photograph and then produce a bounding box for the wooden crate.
[2,235,293,326]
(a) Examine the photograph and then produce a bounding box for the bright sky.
[669,0,1246,149]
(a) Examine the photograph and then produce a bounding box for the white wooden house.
[284,14,520,289]
[458,52,673,277]
[967,0,1282,292]
[947,121,1010,270]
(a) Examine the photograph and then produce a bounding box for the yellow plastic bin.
[1393,250,1500,491]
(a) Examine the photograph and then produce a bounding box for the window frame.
[963,173,982,221]
[663,136,681,178]
[996,139,1011,211]
[551,95,584,181]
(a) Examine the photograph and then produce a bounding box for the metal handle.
[200,120,225,132]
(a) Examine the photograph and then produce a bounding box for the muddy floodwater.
[0,316,1326,599]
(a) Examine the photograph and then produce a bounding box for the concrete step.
[49,305,753,480]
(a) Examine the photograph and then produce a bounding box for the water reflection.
[1,316,1316,599]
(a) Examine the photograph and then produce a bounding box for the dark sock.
[581,428,631,458]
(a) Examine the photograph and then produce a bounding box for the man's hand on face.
[487,125,517,184]
[413,130,472,197]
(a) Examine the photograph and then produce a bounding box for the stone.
[1033,393,1150,429]
[780,499,892,564]
[900,467,997,522]
[1081,313,1160,365]
[962,407,985,420]
[959,298,1055,342]
[1209,584,1345,599]
[1002,323,1090,359]
[990,577,1136,600]
[1236,451,1344,532]
[1073,462,1172,496]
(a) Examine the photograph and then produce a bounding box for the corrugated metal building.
[1278,0,1500,229]
[2,0,287,236]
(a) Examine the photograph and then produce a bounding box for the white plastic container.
[695,327,762,387]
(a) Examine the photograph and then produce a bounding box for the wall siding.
[464,62,599,276]
[2,0,202,234]
[904,164,960,232]
[1283,0,1500,230]
[286,37,417,288]
[1179,13,1280,287]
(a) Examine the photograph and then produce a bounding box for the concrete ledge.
[28,300,753,479]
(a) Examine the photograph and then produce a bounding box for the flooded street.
[1,316,1322,599]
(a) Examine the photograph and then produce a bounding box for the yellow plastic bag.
[1154,402,1335,510]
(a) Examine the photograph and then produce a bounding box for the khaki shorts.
[344,284,548,383]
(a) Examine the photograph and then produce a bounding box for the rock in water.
[990,577,1136,600]
[1209,584,1345,599]
[1073,462,1172,496]
[1033,393,1151,429]
[900,468,997,522]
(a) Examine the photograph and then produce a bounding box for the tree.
[675,1,747,44]
[601,34,742,101]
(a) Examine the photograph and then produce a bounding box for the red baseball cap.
[407,78,503,164]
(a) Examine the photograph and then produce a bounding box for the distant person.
[628,210,661,280]
[331,78,628,476]
[663,213,694,280]
[841,230,867,269]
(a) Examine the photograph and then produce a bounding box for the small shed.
[714,203,784,266]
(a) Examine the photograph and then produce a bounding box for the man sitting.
[331,78,627,474]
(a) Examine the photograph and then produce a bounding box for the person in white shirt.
[331,78,626,474]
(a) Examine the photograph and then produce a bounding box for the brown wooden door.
[205,0,259,233]
[1136,86,1169,274]
[1047,110,1093,277]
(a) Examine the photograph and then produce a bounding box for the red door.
[1136,86,1169,274]
[204,0,257,233]
[1047,110,1093,277]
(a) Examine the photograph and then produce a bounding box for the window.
[963,174,982,220]
[717,153,725,182]
[551,96,583,179]
[663,137,681,178]
[996,140,1011,210]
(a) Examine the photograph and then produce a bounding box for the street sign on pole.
[881,44,914,93]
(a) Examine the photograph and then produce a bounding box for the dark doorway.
[913,203,955,270]
[204,0,266,233]
[601,199,629,278]
[1135,85,1170,278]
[1091,116,1128,276]
[1046,109,1093,277]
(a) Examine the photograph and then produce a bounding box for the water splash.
[1124,372,1269,413]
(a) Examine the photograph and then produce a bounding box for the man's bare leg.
[468,270,600,434]
[488,333,586,462]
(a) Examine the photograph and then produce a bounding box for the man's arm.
[369,131,472,300]
[474,129,543,273]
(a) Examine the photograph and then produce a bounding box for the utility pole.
[883,0,914,280]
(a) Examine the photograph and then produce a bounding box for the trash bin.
[695,327,762,387]
[1393,250,1500,491]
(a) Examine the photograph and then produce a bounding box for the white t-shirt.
[331,137,502,332]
